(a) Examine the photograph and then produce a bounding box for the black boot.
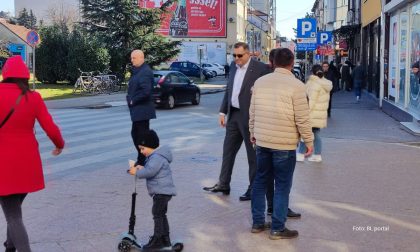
[142,236,165,251]
[162,235,172,247]
[3,242,16,252]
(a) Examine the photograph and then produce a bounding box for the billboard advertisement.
[174,42,227,65]
[138,0,226,38]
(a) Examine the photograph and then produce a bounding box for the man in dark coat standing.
[127,49,156,166]
[352,61,365,102]
[203,42,271,201]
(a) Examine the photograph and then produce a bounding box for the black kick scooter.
[118,167,183,252]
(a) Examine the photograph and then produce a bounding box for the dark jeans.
[266,171,274,210]
[152,194,172,237]
[218,109,256,189]
[131,120,150,166]
[251,148,296,231]
[328,92,333,116]
[354,80,362,97]
[0,194,31,252]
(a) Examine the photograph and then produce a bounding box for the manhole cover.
[81,104,112,109]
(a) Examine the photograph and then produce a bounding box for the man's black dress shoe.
[239,189,251,201]
[203,184,230,195]
[287,208,301,219]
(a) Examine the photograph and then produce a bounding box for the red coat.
[0,83,65,196]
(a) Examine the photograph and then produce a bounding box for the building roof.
[0,18,32,46]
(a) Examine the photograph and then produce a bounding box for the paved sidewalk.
[2,89,419,252]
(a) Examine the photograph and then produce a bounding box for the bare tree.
[45,3,79,29]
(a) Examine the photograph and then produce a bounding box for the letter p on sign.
[320,33,329,44]
[301,21,312,36]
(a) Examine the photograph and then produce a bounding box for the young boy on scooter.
[128,129,176,251]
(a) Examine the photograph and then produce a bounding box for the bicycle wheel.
[111,79,120,92]
[73,78,82,94]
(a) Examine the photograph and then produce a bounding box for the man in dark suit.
[127,49,156,166]
[203,42,270,201]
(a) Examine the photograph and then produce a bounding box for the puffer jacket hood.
[306,75,333,128]
[152,145,173,163]
[135,145,176,196]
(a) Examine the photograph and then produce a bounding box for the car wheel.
[192,92,200,105]
[165,95,175,109]
[212,71,217,76]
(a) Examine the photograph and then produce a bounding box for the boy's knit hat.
[136,129,159,149]
[2,56,30,80]
[412,61,419,69]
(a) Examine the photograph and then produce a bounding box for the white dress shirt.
[231,58,251,109]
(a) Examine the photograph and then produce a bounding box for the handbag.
[0,93,24,128]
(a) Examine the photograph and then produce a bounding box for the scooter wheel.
[118,240,132,252]
[172,242,184,251]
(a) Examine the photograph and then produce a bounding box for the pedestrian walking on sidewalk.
[224,63,230,78]
[128,130,176,251]
[296,64,332,162]
[127,49,156,166]
[203,42,271,201]
[352,62,365,102]
[0,56,65,252]
[340,60,352,91]
[249,48,313,240]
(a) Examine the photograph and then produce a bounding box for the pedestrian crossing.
[35,106,223,177]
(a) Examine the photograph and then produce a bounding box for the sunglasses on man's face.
[233,54,245,58]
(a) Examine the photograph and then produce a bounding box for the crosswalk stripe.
[36,104,223,175]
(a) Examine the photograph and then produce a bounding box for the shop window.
[409,3,420,115]
[388,14,398,101]
[398,11,408,106]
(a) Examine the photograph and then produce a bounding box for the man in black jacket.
[322,62,336,117]
[127,49,156,166]
[352,61,365,102]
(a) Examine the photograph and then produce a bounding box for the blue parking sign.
[297,18,317,38]
[317,31,333,45]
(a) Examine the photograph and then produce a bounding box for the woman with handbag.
[296,64,332,162]
[0,56,65,252]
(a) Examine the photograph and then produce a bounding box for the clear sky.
[276,0,314,40]
[0,0,14,15]
[1,0,311,40]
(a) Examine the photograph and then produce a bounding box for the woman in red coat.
[0,56,65,252]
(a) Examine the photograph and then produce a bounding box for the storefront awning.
[362,0,382,27]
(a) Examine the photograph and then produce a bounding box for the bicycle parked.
[73,68,122,95]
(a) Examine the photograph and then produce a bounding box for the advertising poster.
[389,15,398,99]
[139,0,226,38]
[316,45,335,55]
[399,12,408,105]
[174,42,227,65]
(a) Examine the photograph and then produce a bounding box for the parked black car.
[169,61,214,79]
[153,70,201,109]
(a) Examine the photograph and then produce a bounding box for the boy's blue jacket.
[136,145,176,196]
